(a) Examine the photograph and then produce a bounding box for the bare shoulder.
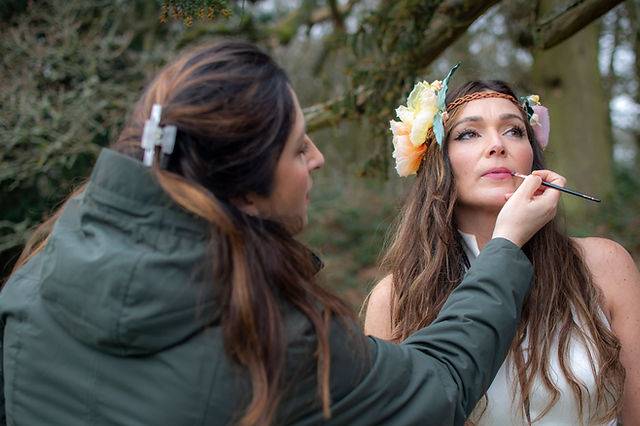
[363,275,394,340]
[572,237,640,315]
[572,237,636,276]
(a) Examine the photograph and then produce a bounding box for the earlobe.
[231,194,260,216]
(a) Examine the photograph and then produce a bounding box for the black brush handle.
[539,180,601,203]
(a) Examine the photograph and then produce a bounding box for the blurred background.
[1,0,639,310]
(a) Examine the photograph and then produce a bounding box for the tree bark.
[533,0,625,49]
[625,0,640,167]
[532,3,613,223]
[408,0,500,69]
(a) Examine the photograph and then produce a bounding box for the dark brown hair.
[13,40,357,425]
[381,80,624,423]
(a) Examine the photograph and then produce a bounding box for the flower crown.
[389,64,550,177]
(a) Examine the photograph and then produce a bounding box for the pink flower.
[531,105,550,150]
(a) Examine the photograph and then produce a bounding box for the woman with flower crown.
[364,70,640,424]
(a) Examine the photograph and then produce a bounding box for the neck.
[454,205,500,250]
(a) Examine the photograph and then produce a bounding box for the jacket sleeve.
[287,237,533,426]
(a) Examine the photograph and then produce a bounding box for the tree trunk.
[626,0,640,168]
[532,3,613,224]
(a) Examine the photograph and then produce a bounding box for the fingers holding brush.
[530,169,566,200]
[531,169,566,189]
[493,173,563,247]
[504,170,563,200]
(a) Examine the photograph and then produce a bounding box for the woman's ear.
[231,194,261,216]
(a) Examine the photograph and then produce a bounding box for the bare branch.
[533,0,625,49]
[303,98,346,133]
[309,0,359,26]
[304,88,371,132]
[270,0,360,44]
[198,0,362,46]
[327,0,346,31]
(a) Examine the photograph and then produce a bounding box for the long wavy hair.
[381,80,624,423]
[12,40,358,425]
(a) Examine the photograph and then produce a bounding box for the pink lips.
[482,167,513,180]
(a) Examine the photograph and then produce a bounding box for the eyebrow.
[499,113,526,124]
[449,116,482,133]
[450,113,526,133]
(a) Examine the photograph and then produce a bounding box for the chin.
[467,195,508,213]
[484,185,514,201]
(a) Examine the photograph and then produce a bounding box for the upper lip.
[482,167,512,176]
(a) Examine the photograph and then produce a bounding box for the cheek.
[448,145,474,185]
[282,162,309,202]
[516,144,535,171]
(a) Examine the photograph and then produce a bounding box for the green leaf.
[437,62,461,110]
[433,111,444,146]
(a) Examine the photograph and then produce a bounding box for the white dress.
[460,232,617,426]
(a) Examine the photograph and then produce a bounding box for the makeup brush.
[511,172,601,203]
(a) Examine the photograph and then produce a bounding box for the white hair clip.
[140,104,177,167]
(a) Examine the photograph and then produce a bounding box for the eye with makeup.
[453,124,526,142]
[453,128,480,141]
[504,125,526,138]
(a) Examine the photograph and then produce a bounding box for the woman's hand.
[492,170,566,247]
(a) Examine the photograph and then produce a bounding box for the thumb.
[511,174,542,200]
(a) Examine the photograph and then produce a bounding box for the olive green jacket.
[0,149,532,425]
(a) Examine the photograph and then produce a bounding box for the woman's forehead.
[456,97,522,118]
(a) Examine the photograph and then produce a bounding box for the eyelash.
[453,125,526,141]
[507,125,525,138]
[454,129,479,141]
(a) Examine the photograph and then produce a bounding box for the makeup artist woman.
[2,41,560,425]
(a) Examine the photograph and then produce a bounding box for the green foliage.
[0,0,180,262]
[159,0,232,27]
[596,166,640,255]
[0,0,29,22]
[303,181,399,308]
[349,1,439,110]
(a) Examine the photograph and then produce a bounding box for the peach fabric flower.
[390,120,428,176]
[389,81,440,176]
[388,63,460,177]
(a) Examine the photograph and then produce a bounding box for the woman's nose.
[307,137,325,171]
[487,133,507,157]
